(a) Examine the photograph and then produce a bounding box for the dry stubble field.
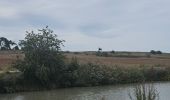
[66,53,170,68]
[1,51,170,72]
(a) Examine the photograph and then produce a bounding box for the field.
[66,51,170,68]
[0,51,24,72]
[1,51,170,72]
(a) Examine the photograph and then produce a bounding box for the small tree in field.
[15,26,65,86]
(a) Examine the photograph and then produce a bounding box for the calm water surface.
[0,82,170,100]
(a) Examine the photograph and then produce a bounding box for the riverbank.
[0,62,170,93]
[1,50,170,93]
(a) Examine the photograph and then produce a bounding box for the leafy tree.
[15,26,65,86]
[96,48,102,56]
[13,46,19,50]
[150,50,156,55]
[111,50,115,54]
[150,50,162,55]
[98,48,102,52]
[0,37,16,50]
[156,51,162,54]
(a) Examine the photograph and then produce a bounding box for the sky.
[0,0,170,52]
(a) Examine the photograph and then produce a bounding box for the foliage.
[150,50,156,55]
[129,84,159,100]
[98,48,102,51]
[2,61,170,93]
[150,50,162,55]
[96,48,103,56]
[75,63,105,86]
[142,67,169,81]
[111,50,115,54]
[96,51,109,57]
[0,37,17,50]
[73,63,170,86]
[13,46,19,50]
[14,26,65,86]
[156,51,162,54]
[59,57,79,87]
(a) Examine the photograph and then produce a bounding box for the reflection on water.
[0,82,170,100]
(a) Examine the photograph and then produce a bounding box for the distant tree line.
[150,50,162,55]
[0,37,19,50]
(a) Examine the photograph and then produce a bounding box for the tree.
[111,50,115,54]
[0,37,16,50]
[15,26,65,86]
[98,48,102,52]
[150,50,162,55]
[150,50,156,55]
[13,46,19,50]
[96,48,102,56]
[156,51,162,54]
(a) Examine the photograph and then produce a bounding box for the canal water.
[0,82,170,100]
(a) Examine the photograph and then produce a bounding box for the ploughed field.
[1,51,170,71]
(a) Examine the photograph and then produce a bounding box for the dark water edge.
[0,82,170,100]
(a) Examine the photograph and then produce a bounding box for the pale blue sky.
[0,0,170,52]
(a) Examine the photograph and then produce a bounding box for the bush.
[14,26,66,86]
[59,58,79,87]
[102,52,109,57]
[65,62,170,86]
[111,50,115,54]
[143,67,169,81]
[150,50,162,55]
[2,59,170,93]
[75,63,102,86]
[127,69,145,83]
[156,51,162,54]
[150,50,156,55]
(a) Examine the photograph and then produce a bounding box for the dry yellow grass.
[0,51,24,71]
[1,51,170,71]
[65,53,170,67]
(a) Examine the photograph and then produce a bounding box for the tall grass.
[129,84,159,100]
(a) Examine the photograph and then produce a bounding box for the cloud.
[0,0,170,52]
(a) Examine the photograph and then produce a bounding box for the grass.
[1,51,170,70]
[129,84,159,100]
[0,51,23,72]
[65,52,170,68]
[1,51,170,76]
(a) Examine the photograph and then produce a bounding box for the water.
[0,82,170,100]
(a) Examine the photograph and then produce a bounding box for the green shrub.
[14,26,66,86]
[59,58,79,87]
[127,69,145,83]
[142,67,169,81]
[75,63,103,86]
